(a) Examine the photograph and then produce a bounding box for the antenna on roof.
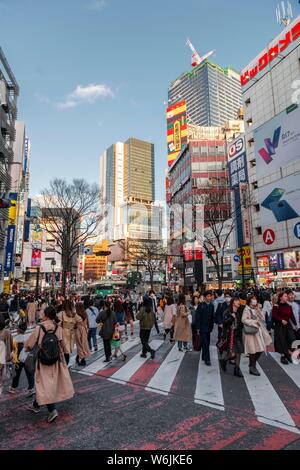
[276,1,293,27]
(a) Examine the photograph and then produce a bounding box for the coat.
[97,310,117,340]
[25,320,74,406]
[27,302,37,324]
[75,317,91,360]
[242,305,272,354]
[174,304,192,343]
[137,307,155,330]
[195,302,214,333]
[163,304,176,330]
[58,311,81,354]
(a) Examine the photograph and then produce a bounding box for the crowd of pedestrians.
[0,285,299,424]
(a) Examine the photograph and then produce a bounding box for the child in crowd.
[110,323,127,361]
[9,323,35,396]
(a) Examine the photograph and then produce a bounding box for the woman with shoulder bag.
[242,294,272,376]
[220,297,244,378]
[97,301,117,362]
[174,294,192,352]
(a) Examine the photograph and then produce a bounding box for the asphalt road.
[1,324,300,450]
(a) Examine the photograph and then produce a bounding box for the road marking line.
[145,344,185,395]
[240,355,300,435]
[269,352,300,390]
[80,337,141,374]
[194,346,225,411]
[108,340,164,384]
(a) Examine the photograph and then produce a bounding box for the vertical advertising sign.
[4,226,16,274]
[166,100,188,167]
[227,136,248,189]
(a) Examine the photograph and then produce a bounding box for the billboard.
[31,249,41,267]
[254,104,300,178]
[166,100,188,167]
[227,135,248,188]
[259,173,300,225]
[4,225,16,273]
[237,246,252,275]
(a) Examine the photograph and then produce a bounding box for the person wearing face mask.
[220,296,244,377]
[215,292,231,346]
[242,295,272,376]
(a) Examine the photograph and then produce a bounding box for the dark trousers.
[33,399,56,413]
[201,332,211,362]
[64,353,70,365]
[12,362,34,390]
[217,326,223,344]
[153,314,159,334]
[249,351,262,368]
[103,338,112,360]
[140,329,153,355]
[164,328,174,340]
[88,328,98,349]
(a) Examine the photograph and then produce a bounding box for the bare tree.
[36,178,103,295]
[194,187,253,289]
[133,241,167,290]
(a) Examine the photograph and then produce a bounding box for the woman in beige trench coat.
[242,294,272,376]
[25,306,74,423]
[58,300,81,365]
[75,303,91,366]
[174,294,192,351]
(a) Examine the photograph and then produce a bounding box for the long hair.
[177,294,185,306]
[76,302,87,321]
[63,300,75,317]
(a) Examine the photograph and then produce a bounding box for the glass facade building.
[168,61,242,127]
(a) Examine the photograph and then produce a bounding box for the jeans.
[33,399,56,413]
[103,338,112,360]
[12,362,34,390]
[201,332,211,362]
[88,328,98,349]
[178,341,188,350]
[140,329,153,355]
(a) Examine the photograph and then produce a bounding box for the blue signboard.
[294,222,300,240]
[228,151,248,189]
[4,225,16,273]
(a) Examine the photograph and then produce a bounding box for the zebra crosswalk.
[70,336,300,436]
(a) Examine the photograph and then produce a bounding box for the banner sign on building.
[166,100,188,167]
[31,248,41,267]
[254,104,300,178]
[24,138,30,175]
[4,225,16,273]
[259,173,300,225]
[237,246,252,274]
[227,136,248,188]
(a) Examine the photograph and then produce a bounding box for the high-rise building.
[241,14,300,289]
[99,137,162,277]
[0,48,19,293]
[168,61,242,127]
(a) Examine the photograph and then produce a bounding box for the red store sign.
[241,21,300,86]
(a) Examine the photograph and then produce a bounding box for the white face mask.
[251,300,258,307]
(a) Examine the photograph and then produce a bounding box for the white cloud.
[51,83,113,109]
[88,0,107,11]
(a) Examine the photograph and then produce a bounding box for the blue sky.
[1,0,299,201]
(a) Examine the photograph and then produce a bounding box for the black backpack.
[38,324,60,366]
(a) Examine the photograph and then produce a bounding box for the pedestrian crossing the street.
[70,336,300,436]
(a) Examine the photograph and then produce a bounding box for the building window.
[256,227,262,235]
[252,181,258,190]
[254,204,260,212]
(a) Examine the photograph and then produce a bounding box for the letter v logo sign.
[258,127,281,164]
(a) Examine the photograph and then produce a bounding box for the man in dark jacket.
[195,290,214,366]
[137,299,155,359]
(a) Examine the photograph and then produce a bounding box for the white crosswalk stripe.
[240,355,300,435]
[145,345,186,396]
[109,340,164,385]
[269,352,300,390]
[194,346,224,411]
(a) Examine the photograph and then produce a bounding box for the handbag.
[24,329,41,375]
[244,309,259,335]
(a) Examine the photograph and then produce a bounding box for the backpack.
[38,324,60,366]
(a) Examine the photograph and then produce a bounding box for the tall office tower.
[168,61,242,127]
[0,48,19,293]
[124,138,155,203]
[241,14,300,290]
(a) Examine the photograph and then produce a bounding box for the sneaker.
[28,404,41,414]
[280,356,289,365]
[8,387,18,395]
[27,388,35,397]
[47,409,58,423]
[286,355,293,363]
[140,354,147,358]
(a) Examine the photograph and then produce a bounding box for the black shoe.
[286,355,293,363]
[178,348,183,352]
[103,358,110,363]
[94,347,98,352]
[75,355,79,364]
[163,333,166,341]
[140,354,147,358]
[281,356,289,365]
[150,350,155,359]
[249,366,260,376]
[123,354,127,362]
[205,361,211,366]
[220,359,227,372]
[234,367,243,378]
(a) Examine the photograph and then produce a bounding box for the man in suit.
[195,290,215,366]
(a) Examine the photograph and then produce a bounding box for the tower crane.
[186,38,216,68]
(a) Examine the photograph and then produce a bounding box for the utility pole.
[35,267,40,298]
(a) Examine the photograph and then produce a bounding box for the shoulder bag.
[24,328,41,375]
[244,309,259,335]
